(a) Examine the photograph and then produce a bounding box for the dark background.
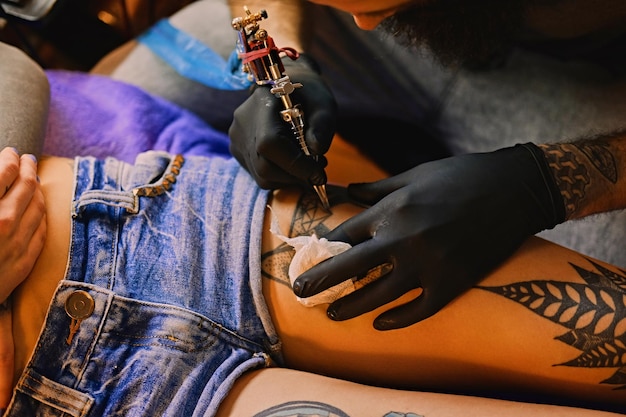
[0,0,195,70]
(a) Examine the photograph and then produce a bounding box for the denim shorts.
[6,152,279,416]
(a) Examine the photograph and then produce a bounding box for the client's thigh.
[262,190,626,412]
[216,368,621,417]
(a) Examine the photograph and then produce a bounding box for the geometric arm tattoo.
[478,259,626,390]
[575,141,618,184]
[539,140,617,219]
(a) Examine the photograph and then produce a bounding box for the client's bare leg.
[10,156,73,389]
[261,187,626,412]
[216,368,621,417]
[9,154,624,413]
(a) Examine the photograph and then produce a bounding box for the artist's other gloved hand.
[229,54,337,190]
[293,143,565,330]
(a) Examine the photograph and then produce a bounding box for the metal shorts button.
[65,290,95,345]
[65,290,95,320]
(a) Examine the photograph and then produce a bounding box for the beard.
[379,0,530,68]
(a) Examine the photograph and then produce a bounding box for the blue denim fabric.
[7,152,279,416]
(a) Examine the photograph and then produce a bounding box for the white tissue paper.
[269,208,356,307]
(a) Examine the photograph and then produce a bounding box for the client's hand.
[0,147,47,302]
[0,146,46,410]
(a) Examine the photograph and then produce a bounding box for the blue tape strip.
[138,19,252,91]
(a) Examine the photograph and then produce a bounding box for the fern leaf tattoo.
[479,260,626,389]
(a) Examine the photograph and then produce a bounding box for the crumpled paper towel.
[269,208,356,307]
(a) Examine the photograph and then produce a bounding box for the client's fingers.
[0,148,20,199]
[0,153,45,301]
[20,198,47,277]
[16,154,46,264]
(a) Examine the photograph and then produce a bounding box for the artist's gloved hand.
[229,54,337,190]
[293,143,565,330]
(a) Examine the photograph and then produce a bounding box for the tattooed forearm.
[538,143,592,219]
[538,132,624,219]
[254,401,350,417]
[574,140,617,184]
[253,401,424,417]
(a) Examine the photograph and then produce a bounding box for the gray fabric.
[108,0,247,132]
[0,42,49,156]
[110,0,626,268]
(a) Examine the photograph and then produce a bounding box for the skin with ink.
[261,185,626,392]
[253,400,350,417]
[225,0,626,337]
[479,259,626,388]
[539,143,591,218]
[539,133,624,219]
[2,153,626,414]
[253,401,423,417]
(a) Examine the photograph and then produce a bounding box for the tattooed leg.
[478,258,626,390]
[215,368,617,417]
[261,184,626,413]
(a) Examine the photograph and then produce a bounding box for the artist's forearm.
[228,0,312,51]
[539,131,626,219]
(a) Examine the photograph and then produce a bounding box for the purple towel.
[43,70,231,162]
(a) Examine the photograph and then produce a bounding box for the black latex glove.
[228,54,337,190]
[293,143,565,330]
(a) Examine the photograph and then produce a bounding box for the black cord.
[0,0,25,5]
[147,0,155,28]
[118,0,132,38]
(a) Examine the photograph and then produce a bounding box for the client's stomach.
[11,156,74,386]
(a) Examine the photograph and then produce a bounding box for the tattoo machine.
[232,6,331,210]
